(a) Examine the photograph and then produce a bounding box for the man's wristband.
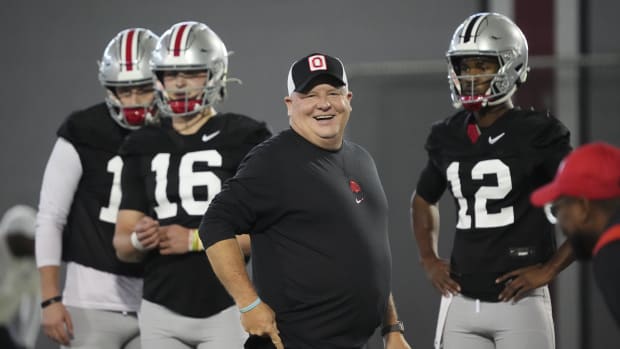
[41,295,62,309]
[130,231,146,251]
[381,320,405,336]
[188,229,204,251]
[239,298,261,313]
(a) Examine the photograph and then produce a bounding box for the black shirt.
[593,214,620,327]
[57,102,142,277]
[200,129,392,349]
[119,113,271,317]
[416,109,571,300]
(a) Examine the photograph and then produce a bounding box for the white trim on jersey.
[35,137,82,267]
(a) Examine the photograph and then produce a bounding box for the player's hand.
[158,224,191,255]
[42,302,73,345]
[384,331,412,349]
[241,302,284,349]
[421,257,461,296]
[134,216,160,250]
[496,263,553,302]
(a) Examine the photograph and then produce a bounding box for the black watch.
[381,320,405,336]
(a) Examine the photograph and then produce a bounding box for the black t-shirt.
[593,214,620,327]
[200,129,392,349]
[119,113,271,318]
[57,102,142,277]
[416,109,571,300]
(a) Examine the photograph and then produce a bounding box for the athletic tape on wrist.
[189,229,204,251]
[130,231,146,251]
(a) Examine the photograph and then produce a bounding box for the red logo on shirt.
[349,179,364,204]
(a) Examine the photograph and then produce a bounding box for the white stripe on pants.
[442,286,555,349]
[139,300,247,349]
[63,306,140,349]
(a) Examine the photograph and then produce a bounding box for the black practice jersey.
[416,109,571,300]
[57,102,142,277]
[119,113,271,318]
[593,215,620,326]
[201,129,392,349]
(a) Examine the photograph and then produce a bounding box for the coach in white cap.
[200,53,412,349]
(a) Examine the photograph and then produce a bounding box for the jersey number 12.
[446,159,515,229]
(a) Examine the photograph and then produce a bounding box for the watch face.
[382,321,405,336]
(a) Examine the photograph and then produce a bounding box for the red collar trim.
[593,224,620,255]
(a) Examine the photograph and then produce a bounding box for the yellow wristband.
[189,229,204,251]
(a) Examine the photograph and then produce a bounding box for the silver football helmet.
[150,21,229,118]
[98,28,159,129]
[447,13,529,111]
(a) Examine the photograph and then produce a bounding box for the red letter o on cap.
[308,55,327,71]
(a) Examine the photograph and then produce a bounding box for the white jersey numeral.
[152,153,178,219]
[153,151,223,219]
[99,156,123,224]
[179,150,222,216]
[446,159,515,229]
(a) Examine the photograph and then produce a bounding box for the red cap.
[531,142,620,207]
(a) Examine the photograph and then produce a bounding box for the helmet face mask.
[104,84,157,128]
[446,13,529,111]
[150,21,229,118]
[98,28,159,129]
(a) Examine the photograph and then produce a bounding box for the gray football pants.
[442,286,555,349]
[63,306,140,349]
[139,299,247,349]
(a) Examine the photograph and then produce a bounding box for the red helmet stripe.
[173,24,188,57]
[124,29,135,71]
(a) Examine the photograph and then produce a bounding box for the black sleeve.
[119,155,149,213]
[199,144,278,248]
[593,241,620,327]
[532,116,572,179]
[415,158,447,204]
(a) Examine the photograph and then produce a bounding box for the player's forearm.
[114,210,148,262]
[206,238,258,307]
[411,192,441,261]
[382,293,400,326]
[39,265,62,300]
[235,234,251,256]
[542,239,575,277]
[113,230,146,263]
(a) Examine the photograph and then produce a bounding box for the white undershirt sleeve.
[35,137,83,267]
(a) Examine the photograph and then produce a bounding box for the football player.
[113,21,271,349]
[410,12,574,349]
[36,28,159,348]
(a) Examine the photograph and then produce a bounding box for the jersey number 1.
[99,156,123,224]
[446,159,515,229]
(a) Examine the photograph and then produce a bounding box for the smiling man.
[200,53,411,349]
